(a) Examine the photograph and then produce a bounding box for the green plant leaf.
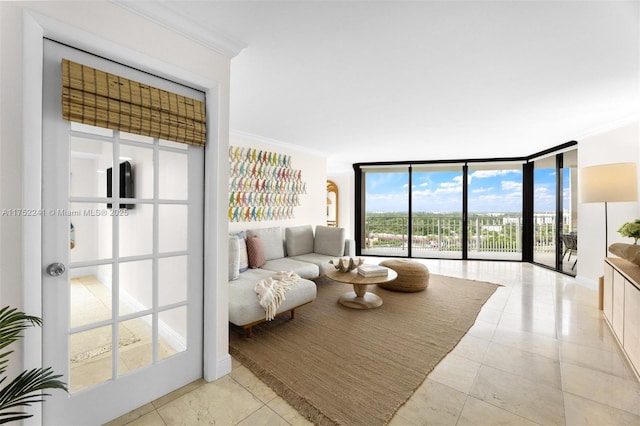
[0,411,32,424]
[0,367,67,423]
[617,220,640,243]
[0,307,41,353]
[0,307,67,423]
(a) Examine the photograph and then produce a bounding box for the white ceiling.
[127,1,639,173]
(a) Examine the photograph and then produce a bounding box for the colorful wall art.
[228,145,307,222]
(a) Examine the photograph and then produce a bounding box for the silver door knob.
[46,262,66,277]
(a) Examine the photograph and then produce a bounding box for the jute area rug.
[229,274,500,426]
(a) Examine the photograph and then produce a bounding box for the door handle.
[46,262,66,277]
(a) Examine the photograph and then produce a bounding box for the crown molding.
[111,0,246,58]
[230,129,326,158]
[573,114,640,142]
[230,129,355,175]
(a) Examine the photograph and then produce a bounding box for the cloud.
[440,181,459,189]
[412,188,434,197]
[535,186,550,195]
[435,186,462,195]
[501,180,522,191]
[470,169,521,179]
[472,187,494,194]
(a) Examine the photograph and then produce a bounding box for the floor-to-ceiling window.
[531,149,578,275]
[361,167,410,257]
[355,142,577,272]
[412,165,463,259]
[560,150,578,275]
[533,155,558,268]
[467,162,523,261]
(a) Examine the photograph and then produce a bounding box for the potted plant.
[618,219,640,245]
[0,306,67,424]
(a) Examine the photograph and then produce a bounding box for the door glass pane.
[69,326,113,393]
[159,151,188,200]
[119,260,152,315]
[120,132,154,145]
[119,316,153,376]
[119,144,154,199]
[159,307,187,361]
[71,121,113,137]
[119,204,153,257]
[467,163,523,260]
[534,156,557,268]
[412,165,463,259]
[561,150,578,276]
[362,168,409,256]
[159,205,188,253]
[70,265,113,328]
[69,202,112,262]
[159,256,187,306]
[159,138,188,150]
[70,138,111,198]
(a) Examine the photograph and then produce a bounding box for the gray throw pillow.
[246,227,284,260]
[314,226,346,257]
[285,225,314,256]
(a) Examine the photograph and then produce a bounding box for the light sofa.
[228,225,354,337]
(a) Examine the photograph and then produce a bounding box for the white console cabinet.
[603,257,640,379]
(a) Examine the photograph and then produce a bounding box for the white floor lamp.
[580,162,638,258]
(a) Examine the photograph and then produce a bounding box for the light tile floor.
[107,259,640,426]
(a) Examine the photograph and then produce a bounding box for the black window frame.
[353,141,578,271]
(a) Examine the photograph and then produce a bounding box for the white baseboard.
[575,274,598,290]
[205,354,232,382]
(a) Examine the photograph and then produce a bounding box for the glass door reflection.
[560,150,578,276]
[533,156,557,269]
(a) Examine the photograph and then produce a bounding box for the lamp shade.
[580,162,638,203]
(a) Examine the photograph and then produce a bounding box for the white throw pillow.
[235,231,249,272]
[228,235,240,281]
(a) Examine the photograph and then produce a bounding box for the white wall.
[0,0,231,380]
[577,121,640,286]
[0,2,24,314]
[327,172,355,239]
[228,133,326,235]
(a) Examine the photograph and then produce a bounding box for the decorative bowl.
[329,257,365,273]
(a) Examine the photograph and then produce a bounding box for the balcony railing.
[363,214,566,255]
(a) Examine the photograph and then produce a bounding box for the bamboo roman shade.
[62,59,206,146]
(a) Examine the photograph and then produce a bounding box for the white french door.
[41,40,204,425]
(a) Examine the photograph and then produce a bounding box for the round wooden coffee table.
[325,267,397,309]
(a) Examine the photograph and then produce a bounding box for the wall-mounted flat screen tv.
[107,161,135,209]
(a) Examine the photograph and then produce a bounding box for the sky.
[365,167,568,213]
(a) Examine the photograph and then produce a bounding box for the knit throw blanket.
[254,271,300,321]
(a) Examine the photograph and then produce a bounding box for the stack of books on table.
[357,264,388,278]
